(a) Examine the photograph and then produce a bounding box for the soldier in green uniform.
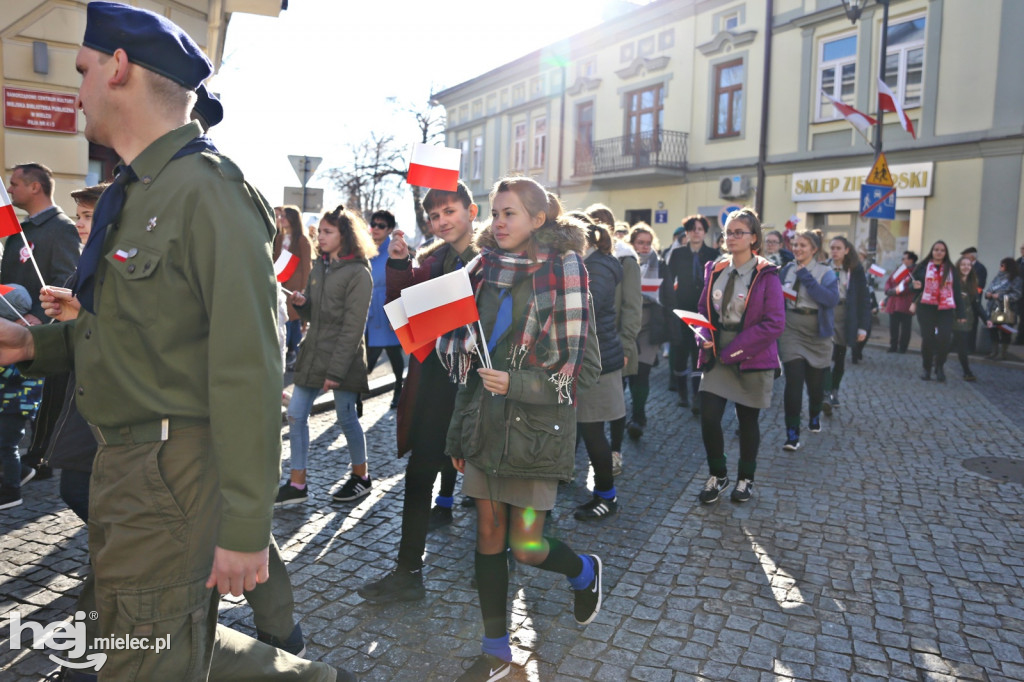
[0,3,351,680]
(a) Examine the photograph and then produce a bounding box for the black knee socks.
[475,551,509,639]
[534,537,583,577]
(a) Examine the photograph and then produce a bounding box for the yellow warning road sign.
[866,153,894,187]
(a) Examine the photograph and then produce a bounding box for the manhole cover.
[962,457,1024,484]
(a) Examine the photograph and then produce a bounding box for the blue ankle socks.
[481,632,512,663]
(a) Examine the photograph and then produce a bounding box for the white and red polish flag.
[401,267,479,344]
[877,78,916,139]
[641,278,662,294]
[890,263,911,284]
[274,251,299,283]
[868,263,886,278]
[781,284,798,302]
[822,91,877,137]
[673,309,716,331]
[0,185,22,238]
[784,215,799,231]
[407,143,462,191]
[383,298,434,362]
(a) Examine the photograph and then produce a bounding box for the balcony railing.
[574,130,688,177]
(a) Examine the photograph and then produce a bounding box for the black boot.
[920,366,932,381]
[935,365,946,382]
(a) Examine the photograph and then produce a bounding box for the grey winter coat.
[293,256,372,392]
[445,220,602,481]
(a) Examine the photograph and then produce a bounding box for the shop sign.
[791,162,932,202]
[4,87,77,134]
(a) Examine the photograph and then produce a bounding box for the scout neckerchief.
[74,135,218,314]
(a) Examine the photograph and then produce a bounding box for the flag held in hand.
[0,185,22,239]
[673,309,715,331]
[384,298,435,362]
[407,143,461,191]
[890,263,911,285]
[274,251,299,283]
[781,284,798,303]
[868,263,886,278]
[401,267,479,344]
[641,278,662,294]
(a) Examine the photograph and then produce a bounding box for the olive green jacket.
[446,220,601,482]
[614,242,643,377]
[292,256,372,392]
[26,122,282,552]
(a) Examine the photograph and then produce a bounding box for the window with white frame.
[512,122,527,170]
[722,10,740,31]
[472,136,483,180]
[884,16,926,108]
[577,57,597,79]
[532,117,547,169]
[816,33,857,121]
[459,138,470,178]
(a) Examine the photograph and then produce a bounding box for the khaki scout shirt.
[25,122,282,552]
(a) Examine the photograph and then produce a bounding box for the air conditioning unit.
[719,175,750,199]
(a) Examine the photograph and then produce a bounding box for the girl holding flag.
[443,177,602,681]
[625,223,668,439]
[884,251,918,353]
[693,208,784,504]
[276,205,374,506]
[953,255,987,380]
[778,231,840,451]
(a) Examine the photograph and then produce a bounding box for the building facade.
[433,0,1024,272]
[1,0,282,213]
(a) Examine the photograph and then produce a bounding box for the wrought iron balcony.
[574,130,688,177]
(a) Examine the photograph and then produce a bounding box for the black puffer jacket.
[585,248,625,375]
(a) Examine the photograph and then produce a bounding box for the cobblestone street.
[2,349,1023,681]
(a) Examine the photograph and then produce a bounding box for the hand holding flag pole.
[673,309,716,342]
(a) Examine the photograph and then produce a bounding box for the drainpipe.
[755,0,773,218]
[207,0,225,69]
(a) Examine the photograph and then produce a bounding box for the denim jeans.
[286,384,366,471]
[0,414,26,491]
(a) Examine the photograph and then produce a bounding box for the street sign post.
[283,187,323,214]
[866,152,894,187]
[859,183,896,220]
[286,155,322,212]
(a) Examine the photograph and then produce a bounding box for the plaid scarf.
[438,245,589,404]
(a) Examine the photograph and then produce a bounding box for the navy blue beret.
[83,1,212,90]
[193,85,223,129]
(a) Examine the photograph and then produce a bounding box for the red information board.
[4,87,77,134]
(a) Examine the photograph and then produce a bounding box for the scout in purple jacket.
[693,208,784,504]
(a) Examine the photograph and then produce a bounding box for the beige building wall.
[437,0,1022,269]
[1,0,281,216]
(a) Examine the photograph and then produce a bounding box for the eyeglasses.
[370,223,390,229]
[765,239,780,245]
[725,230,752,239]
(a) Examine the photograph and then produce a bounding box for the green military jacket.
[26,122,282,552]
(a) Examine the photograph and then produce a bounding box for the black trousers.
[917,304,954,370]
[889,311,913,352]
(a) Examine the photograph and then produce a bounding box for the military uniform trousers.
[87,423,334,681]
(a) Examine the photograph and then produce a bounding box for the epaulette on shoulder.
[199,151,244,181]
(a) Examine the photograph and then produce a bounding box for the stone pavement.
[2,348,1023,681]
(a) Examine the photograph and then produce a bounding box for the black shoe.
[626,420,644,440]
[427,505,453,531]
[920,369,932,381]
[783,427,801,451]
[357,568,425,603]
[573,554,603,625]
[332,474,372,502]
[698,475,729,504]
[821,393,833,416]
[678,391,690,408]
[456,653,511,682]
[256,623,305,658]
[20,464,36,486]
[935,366,946,382]
[963,372,977,382]
[573,494,618,521]
[0,485,22,510]
[830,392,840,409]
[808,415,822,433]
[730,478,753,503]
[274,482,308,506]
[33,464,53,480]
